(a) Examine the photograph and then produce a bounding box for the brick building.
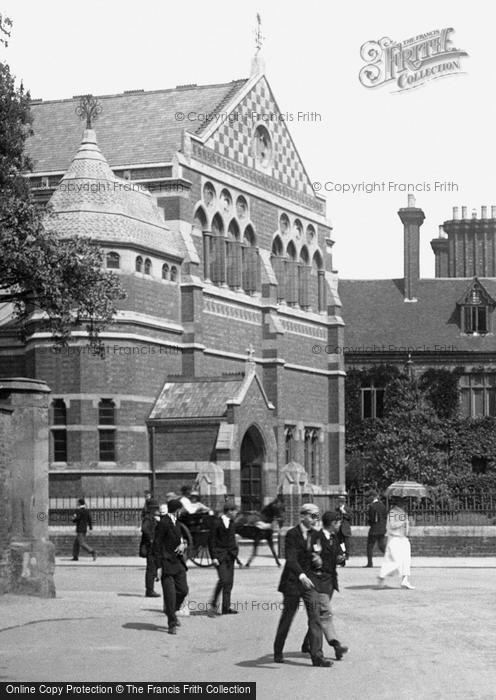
[340,195,496,423]
[0,58,345,507]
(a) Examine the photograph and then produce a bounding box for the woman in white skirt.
[377,498,414,589]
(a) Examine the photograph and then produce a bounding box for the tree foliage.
[0,49,125,349]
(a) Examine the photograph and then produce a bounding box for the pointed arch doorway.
[240,426,265,511]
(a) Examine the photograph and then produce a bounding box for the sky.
[1,0,493,279]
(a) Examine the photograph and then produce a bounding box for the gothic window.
[361,382,385,419]
[210,213,225,285]
[286,241,298,306]
[312,251,325,312]
[306,224,316,242]
[460,375,496,418]
[162,263,169,280]
[203,182,216,207]
[299,246,310,309]
[279,214,290,235]
[271,236,285,302]
[284,426,296,464]
[170,266,178,282]
[236,196,248,220]
[135,256,143,273]
[242,225,258,294]
[98,399,116,462]
[144,258,152,275]
[294,219,303,239]
[304,428,320,483]
[106,252,120,269]
[220,189,232,215]
[51,399,67,462]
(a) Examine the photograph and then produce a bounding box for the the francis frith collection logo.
[359,28,468,92]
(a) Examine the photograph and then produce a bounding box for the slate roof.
[48,128,185,257]
[27,80,248,172]
[149,376,245,420]
[339,277,496,353]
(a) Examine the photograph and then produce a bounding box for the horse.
[234,498,284,567]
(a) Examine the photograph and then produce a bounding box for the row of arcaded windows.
[271,236,326,311]
[105,252,179,281]
[284,425,321,483]
[50,398,116,463]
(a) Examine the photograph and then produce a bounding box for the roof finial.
[75,94,102,129]
[251,14,266,76]
[254,13,265,52]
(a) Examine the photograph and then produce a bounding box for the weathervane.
[75,94,102,129]
[254,13,265,52]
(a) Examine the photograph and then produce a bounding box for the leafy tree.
[0,32,125,349]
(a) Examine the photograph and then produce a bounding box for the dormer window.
[458,279,494,335]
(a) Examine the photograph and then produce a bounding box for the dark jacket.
[152,514,187,573]
[208,516,239,561]
[140,513,157,556]
[367,499,387,536]
[308,529,344,594]
[336,504,353,537]
[73,506,93,534]
[277,525,315,596]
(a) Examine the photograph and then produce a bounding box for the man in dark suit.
[208,502,239,615]
[301,511,348,661]
[140,500,160,597]
[336,495,352,559]
[365,491,387,567]
[152,499,188,634]
[273,503,333,667]
[72,498,97,561]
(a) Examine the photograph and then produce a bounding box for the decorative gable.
[457,278,496,335]
[201,77,315,198]
[457,278,496,307]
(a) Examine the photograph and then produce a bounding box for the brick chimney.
[398,195,425,301]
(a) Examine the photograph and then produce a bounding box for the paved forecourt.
[0,555,495,700]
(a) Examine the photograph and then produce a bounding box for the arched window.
[236,196,248,220]
[98,399,116,462]
[306,224,316,242]
[220,189,233,215]
[312,251,325,311]
[106,252,120,269]
[294,219,303,239]
[299,246,310,309]
[203,182,216,207]
[135,255,143,273]
[226,220,241,288]
[271,236,285,302]
[304,428,320,483]
[51,399,67,462]
[170,266,178,282]
[286,241,298,306]
[162,263,170,280]
[193,206,207,233]
[210,213,225,285]
[284,425,296,464]
[144,258,152,275]
[242,225,259,294]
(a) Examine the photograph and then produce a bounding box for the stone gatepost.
[0,378,55,597]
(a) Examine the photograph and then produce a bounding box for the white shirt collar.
[221,514,230,527]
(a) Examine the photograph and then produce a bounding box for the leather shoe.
[222,608,238,615]
[71,558,78,561]
[311,656,333,667]
[273,654,284,663]
[301,641,310,654]
[168,626,177,635]
[331,641,349,660]
[145,592,160,597]
[363,564,373,568]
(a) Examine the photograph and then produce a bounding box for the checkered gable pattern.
[204,78,314,196]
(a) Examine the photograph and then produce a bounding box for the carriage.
[178,511,216,567]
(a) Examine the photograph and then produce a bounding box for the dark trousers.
[72,533,94,559]
[367,531,386,565]
[274,590,323,660]
[161,568,188,628]
[211,555,235,612]
[145,553,157,594]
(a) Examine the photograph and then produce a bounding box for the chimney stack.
[398,196,425,302]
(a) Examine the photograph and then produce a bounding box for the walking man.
[208,502,239,615]
[72,498,97,561]
[140,499,160,597]
[365,491,387,567]
[336,495,352,560]
[273,503,332,667]
[152,499,188,634]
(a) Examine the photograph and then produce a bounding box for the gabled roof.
[47,128,185,257]
[149,376,245,420]
[27,80,248,172]
[339,277,496,352]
